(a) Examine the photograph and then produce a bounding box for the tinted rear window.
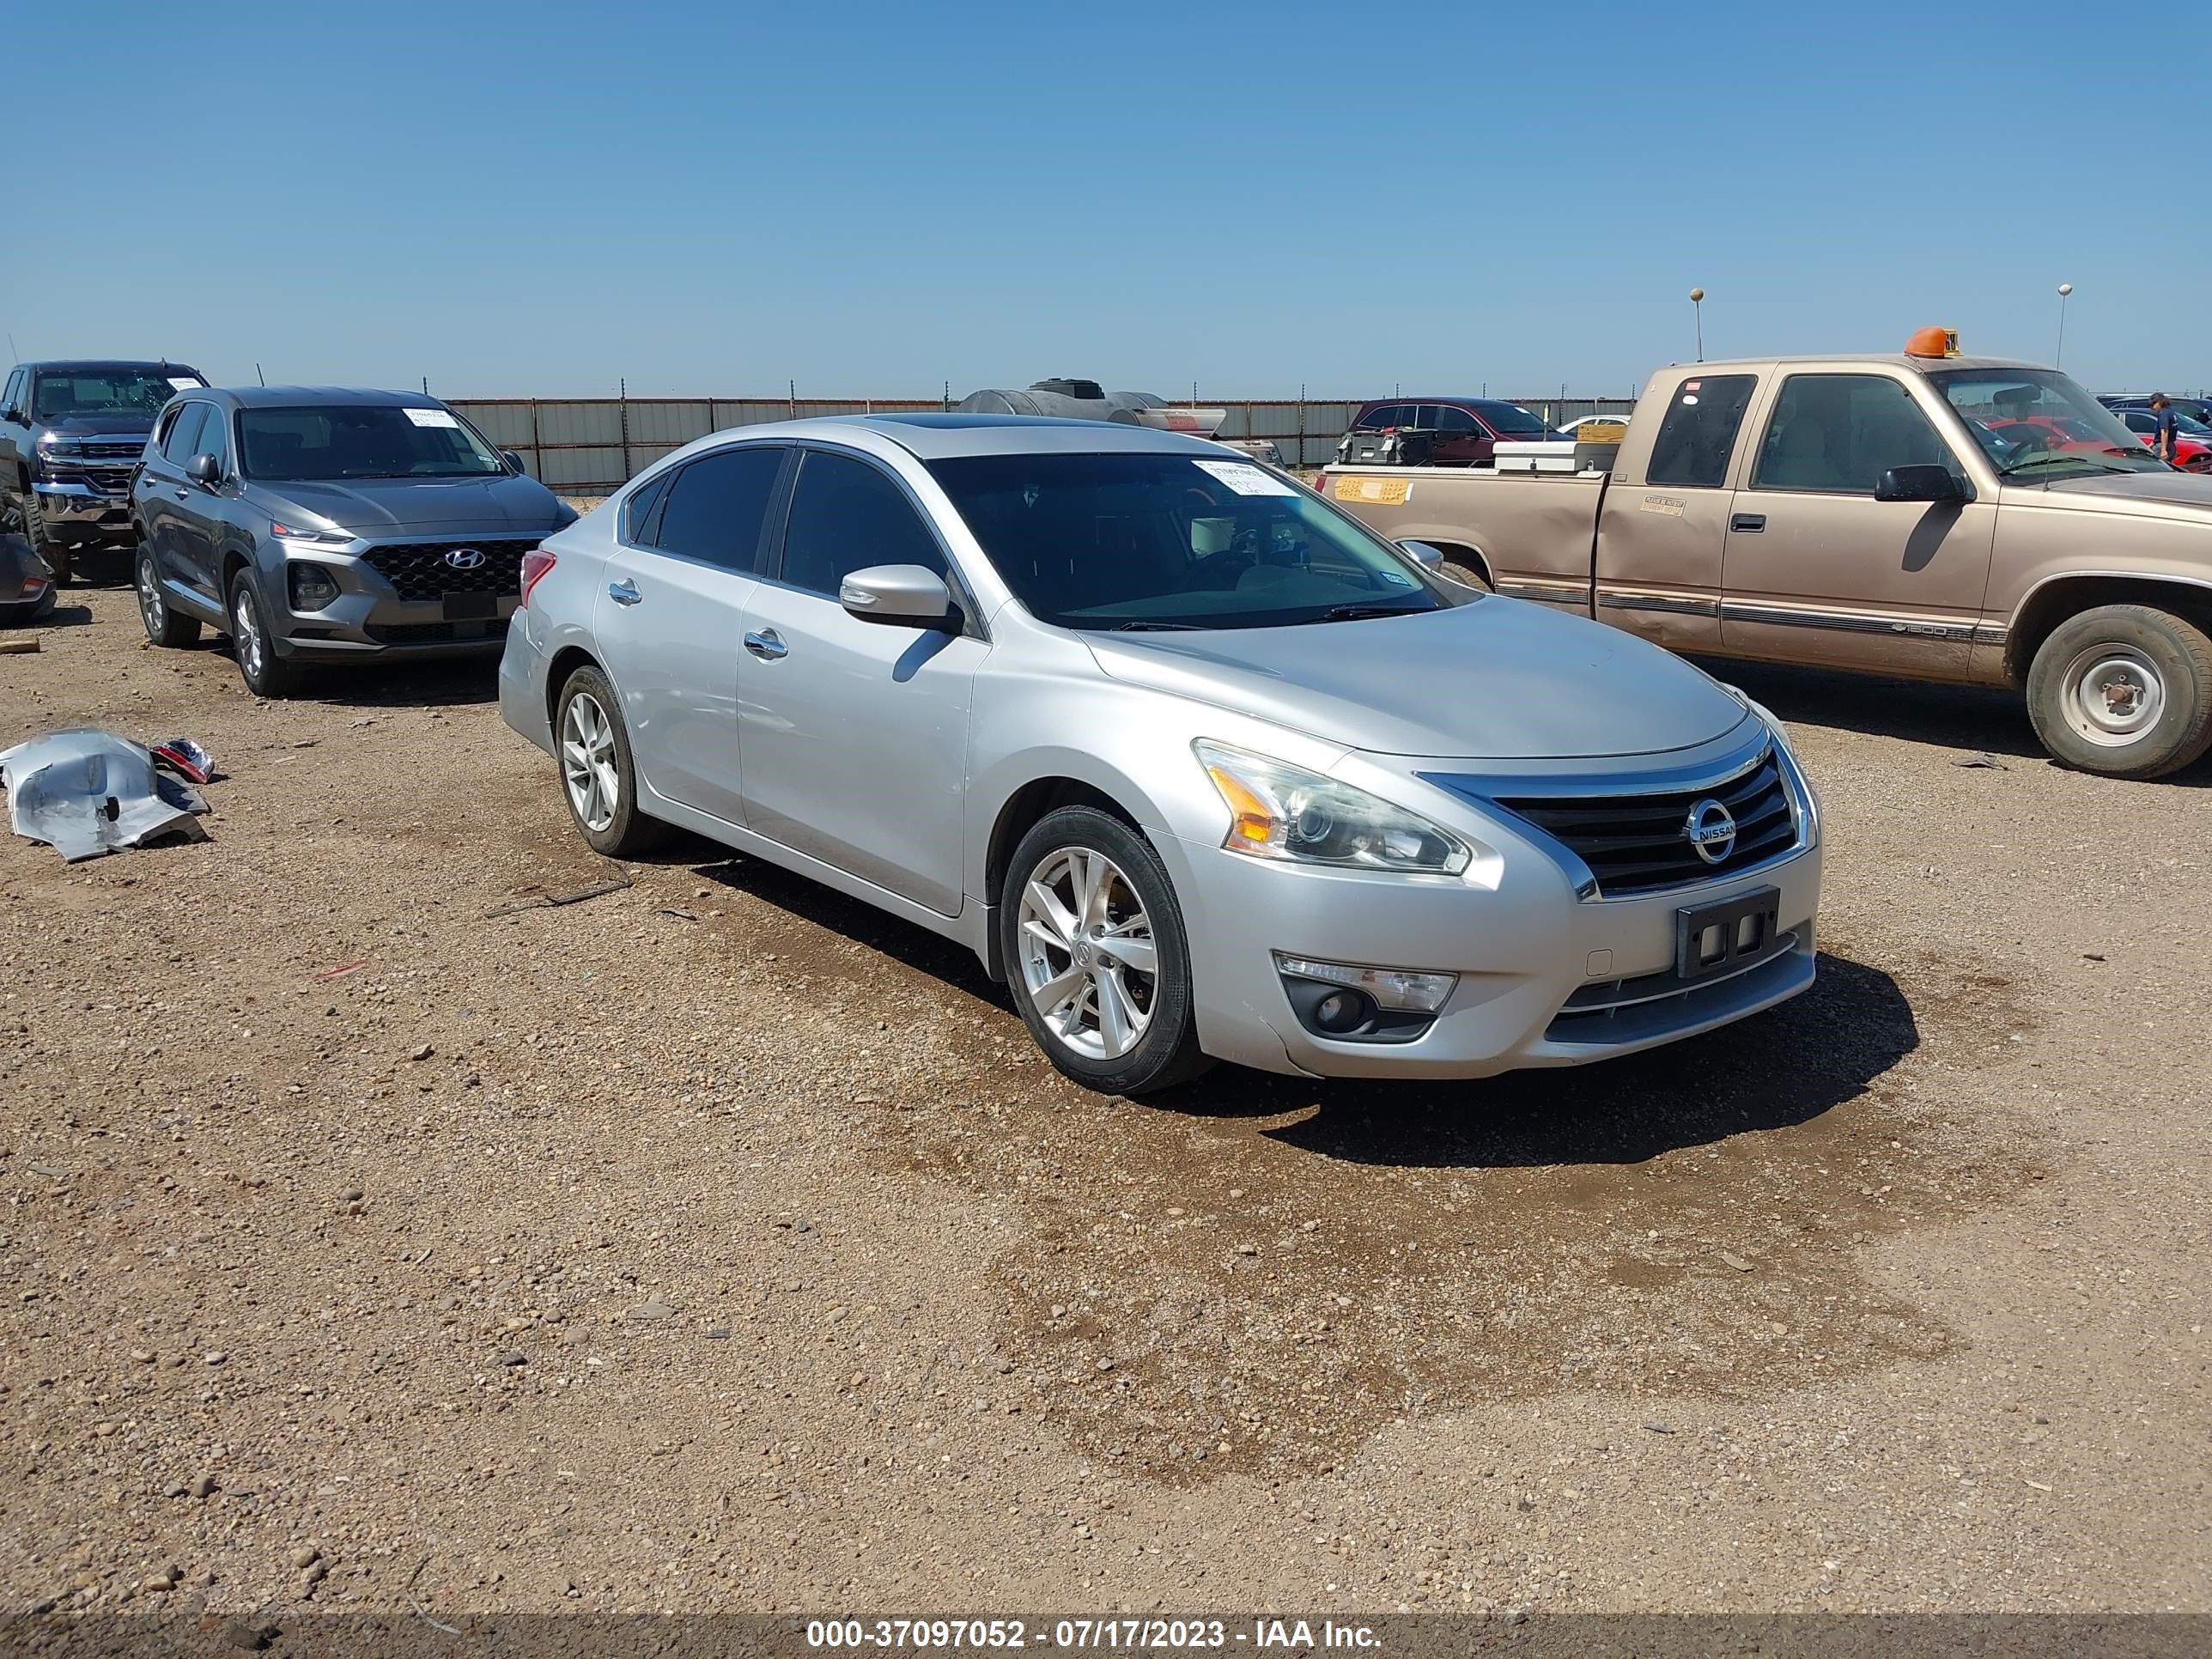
[1645,375,1758,488]
[653,446,784,573]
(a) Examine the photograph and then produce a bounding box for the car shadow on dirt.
[27,602,94,629]
[1692,657,2045,758]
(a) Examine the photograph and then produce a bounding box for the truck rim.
[2060,644,2164,748]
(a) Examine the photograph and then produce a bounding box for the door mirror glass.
[189,453,222,487]
[839,563,955,626]
[1873,464,1966,504]
[1398,539,1447,570]
[501,449,526,474]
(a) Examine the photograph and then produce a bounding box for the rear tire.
[2026,603,2212,780]
[554,665,670,858]
[228,570,306,698]
[1000,805,1211,1096]
[137,549,200,647]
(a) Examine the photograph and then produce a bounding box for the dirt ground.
[1,588,2206,1623]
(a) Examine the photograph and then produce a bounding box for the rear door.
[593,442,787,827]
[1590,370,1756,653]
[1719,371,1995,680]
[136,402,207,594]
[736,446,985,917]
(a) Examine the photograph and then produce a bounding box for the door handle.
[608,579,641,606]
[1729,514,1766,533]
[744,629,787,661]
[173,489,190,501]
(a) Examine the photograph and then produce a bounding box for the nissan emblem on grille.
[444,548,486,570]
[1682,799,1738,864]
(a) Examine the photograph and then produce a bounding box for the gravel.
[0,591,2206,1617]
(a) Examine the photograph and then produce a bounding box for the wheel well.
[2003,577,2212,685]
[984,778,1137,911]
[544,645,603,723]
[1420,541,1492,587]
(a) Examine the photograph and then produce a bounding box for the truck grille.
[1494,749,1797,896]
[82,441,145,462]
[359,539,536,602]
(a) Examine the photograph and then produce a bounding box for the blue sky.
[9,3,2206,398]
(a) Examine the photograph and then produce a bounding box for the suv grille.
[1495,750,1796,896]
[360,539,537,602]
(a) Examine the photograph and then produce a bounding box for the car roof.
[201,386,452,409]
[708,413,1234,462]
[1663,353,2045,374]
[23,359,201,375]
[1358,396,1525,409]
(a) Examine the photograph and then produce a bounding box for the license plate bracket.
[1674,885,1781,981]
[442,590,497,621]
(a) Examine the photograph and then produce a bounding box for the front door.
[1721,372,1996,680]
[135,401,208,596]
[738,447,983,917]
[592,442,787,827]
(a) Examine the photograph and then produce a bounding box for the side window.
[1752,374,1954,495]
[1357,404,1400,431]
[196,406,231,471]
[1644,374,1758,488]
[623,468,673,545]
[2120,411,2154,434]
[161,404,209,464]
[652,445,784,572]
[3,369,22,416]
[779,450,945,597]
[1432,405,1480,434]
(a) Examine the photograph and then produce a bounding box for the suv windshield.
[1929,368,2168,478]
[32,368,201,420]
[926,451,1453,631]
[238,405,507,482]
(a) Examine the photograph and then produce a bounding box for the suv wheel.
[1000,805,1210,1096]
[2026,603,2212,779]
[555,665,669,857]
[228,570,305,698]
[137,550,200,647]
[22,494,68,585]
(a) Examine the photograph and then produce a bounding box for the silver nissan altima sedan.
[498,415,1822,1095]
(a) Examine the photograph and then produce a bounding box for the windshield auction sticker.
[403,408,462,428]
[1192,459,1297,497]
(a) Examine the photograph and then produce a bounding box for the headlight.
[39,437,86,459]
[269,519,352,548]
[1194,740,1472,875]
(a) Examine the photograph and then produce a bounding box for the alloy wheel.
[138,556,166,638]
[561,691,621,834]
[232,588,266,681]
[1016,847,1158,1061]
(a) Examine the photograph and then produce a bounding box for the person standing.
[2148,394,2180,465]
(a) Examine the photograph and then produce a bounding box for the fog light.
[1273,955,1457,1012]
[288,562,340,611]
[1312,989,1371,1033]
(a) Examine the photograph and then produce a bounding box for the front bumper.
[268,550,519,662]
[1160,741,1824,1080]
[31,482,135,540]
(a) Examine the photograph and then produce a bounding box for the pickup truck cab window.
[1644,374,1756,488]
[1751,374,1955,495]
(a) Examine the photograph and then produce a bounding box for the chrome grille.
[1494,749,1796,897]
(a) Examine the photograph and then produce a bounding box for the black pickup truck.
[1,359,206,582]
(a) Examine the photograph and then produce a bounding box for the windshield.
[1929,368,2169,478]
[32,368,203,420]
[1475,401,1553,436]
[238,405,507,482]
[926,451,1455,631]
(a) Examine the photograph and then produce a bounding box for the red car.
[2112,407,2212,471]
[1338,397,1560,466]
[1986,413,2212,472]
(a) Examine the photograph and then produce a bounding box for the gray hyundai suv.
[131,386,575,696]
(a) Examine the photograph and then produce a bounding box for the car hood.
[1083,598,1751,761]
[246,473,566,536]
[38,411,161,438]
[2027,471,2212,515]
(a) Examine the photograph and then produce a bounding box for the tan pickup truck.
[1319,335,2212,778]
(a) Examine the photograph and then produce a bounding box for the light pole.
[1690,288,1705,362]
[2055,283,2073,368]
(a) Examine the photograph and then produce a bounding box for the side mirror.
[189,453,222,487]
[839,563,956,628]
[1398,539,1447,570]
[501,449,526,474]
[1874,465,1967,504]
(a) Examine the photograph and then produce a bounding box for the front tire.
[554,665,669,858]
[137,550,200,647]
[2026,604,2212,780]
[22,495,68,585]
[228,570,305,698]
[1000,805,1210,1096]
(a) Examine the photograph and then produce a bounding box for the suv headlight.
[1194,740,1472,875]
